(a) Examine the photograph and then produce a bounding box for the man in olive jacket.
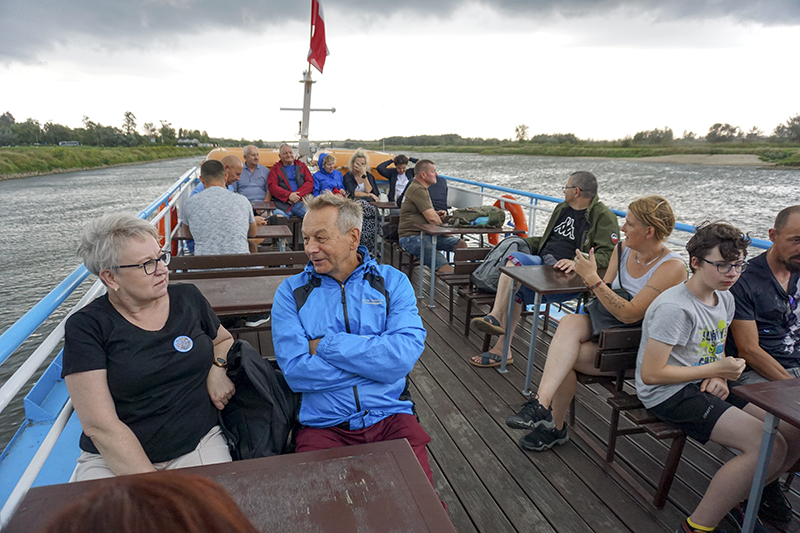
[469,171,619,367]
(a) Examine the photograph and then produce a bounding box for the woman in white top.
[506,195,689,451]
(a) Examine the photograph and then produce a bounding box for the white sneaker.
[244,315,271,327]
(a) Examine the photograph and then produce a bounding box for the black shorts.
[648,382,749,444]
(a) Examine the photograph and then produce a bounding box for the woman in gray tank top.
[505,196,689,451]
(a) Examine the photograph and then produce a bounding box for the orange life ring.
[156,200,179,255]
[488,195,528,245]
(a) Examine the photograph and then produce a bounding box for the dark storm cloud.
[2,0,798,62]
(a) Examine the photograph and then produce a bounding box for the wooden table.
[174,224,292,251]
[498,265,588,393]
[250,200,276,212]
[4,439,455,533]
[413,224,524,308]
[732,378,800,533]
[171,275,288,317]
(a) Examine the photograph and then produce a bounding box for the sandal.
[471,315,505,336]
[470,352,514,368]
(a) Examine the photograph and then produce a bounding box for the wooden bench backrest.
[169,251,309,280]
[453,247,491,275]
[595,326,642,373]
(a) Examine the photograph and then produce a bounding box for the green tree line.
[0,111,267,148]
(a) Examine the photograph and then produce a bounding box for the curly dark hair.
[685,221,751,273]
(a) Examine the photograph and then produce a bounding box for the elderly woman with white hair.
[62,213,235,481]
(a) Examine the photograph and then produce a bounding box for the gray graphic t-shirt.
[635,283,735,408]
[184,186,254,255]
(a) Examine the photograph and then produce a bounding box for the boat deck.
[402,271,800,533]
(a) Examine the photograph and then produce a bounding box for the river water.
[0,153,794,447]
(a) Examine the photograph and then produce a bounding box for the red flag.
[307,0,329,73]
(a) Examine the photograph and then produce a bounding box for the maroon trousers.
[295,413,435,486]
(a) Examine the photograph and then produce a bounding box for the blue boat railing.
[0,166,199,528]
[442,174,771,251]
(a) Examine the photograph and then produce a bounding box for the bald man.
[232,145,271,203]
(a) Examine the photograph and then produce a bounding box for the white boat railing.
[0,167,198,527]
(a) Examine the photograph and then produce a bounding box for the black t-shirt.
[728,251,800,369]
[62,284,221,462]
[539,206,587,261]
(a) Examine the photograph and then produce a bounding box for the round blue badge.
[173,335,194,353]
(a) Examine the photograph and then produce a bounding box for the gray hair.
[304,193,363,235]
[569,171,598,198]
[78,213,159,276]
[348,148,370,172]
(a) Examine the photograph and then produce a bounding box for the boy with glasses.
[636,222,800,533]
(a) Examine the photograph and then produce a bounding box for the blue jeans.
[506,252,579,306]
[399,235,461,270]
[273,202,306,218]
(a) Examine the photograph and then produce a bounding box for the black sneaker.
[505,397,555,430]
[726,502,769,533]
[519,425,568,451]
[758,480,792,524]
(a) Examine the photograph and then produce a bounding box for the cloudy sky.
[1,0,798,142]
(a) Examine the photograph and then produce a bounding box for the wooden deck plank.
[411,360,558,532]
[419,295,672,533]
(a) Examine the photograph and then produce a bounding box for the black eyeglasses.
[117,252,171,275]
[699,258,747,274]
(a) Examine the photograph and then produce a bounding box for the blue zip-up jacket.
[272,247,426,429]
[313,153,345,196]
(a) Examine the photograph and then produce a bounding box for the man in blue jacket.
[272,193,435,485]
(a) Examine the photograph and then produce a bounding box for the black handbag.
[585,243,642,338]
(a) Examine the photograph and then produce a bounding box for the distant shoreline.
[597,154,773,167]
[0,156,203,181]
[0,146,209,181]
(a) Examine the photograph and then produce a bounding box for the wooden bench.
[169,251,309,280]
[568,326,686,509]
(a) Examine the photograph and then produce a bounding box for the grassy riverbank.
[382,143,800,167]
[0,146,210,179]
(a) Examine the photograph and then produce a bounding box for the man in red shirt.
[267,144,314,218]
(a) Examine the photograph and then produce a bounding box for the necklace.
[635,246,665,267]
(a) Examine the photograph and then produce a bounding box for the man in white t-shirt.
[184,160,256,256]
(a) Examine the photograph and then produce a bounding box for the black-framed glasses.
[699,257,748,274]
[117,252,171,275]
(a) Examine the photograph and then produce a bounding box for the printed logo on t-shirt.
[173,335,194,353]
[553,216,576,241]
[694,320,727,366]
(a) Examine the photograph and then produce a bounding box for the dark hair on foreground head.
[774,205,800,232]
[568,171,597,198]
[41,472,258,533]
[685,221,751,273]
[200,159,225,182]
[628,195,675,242]
[415,159,435,176]
[393,154,409,166]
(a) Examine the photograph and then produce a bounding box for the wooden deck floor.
[406,270,800,533]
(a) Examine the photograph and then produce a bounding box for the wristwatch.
[212,357,227,368]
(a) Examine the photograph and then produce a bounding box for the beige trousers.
[71,426,231,482]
